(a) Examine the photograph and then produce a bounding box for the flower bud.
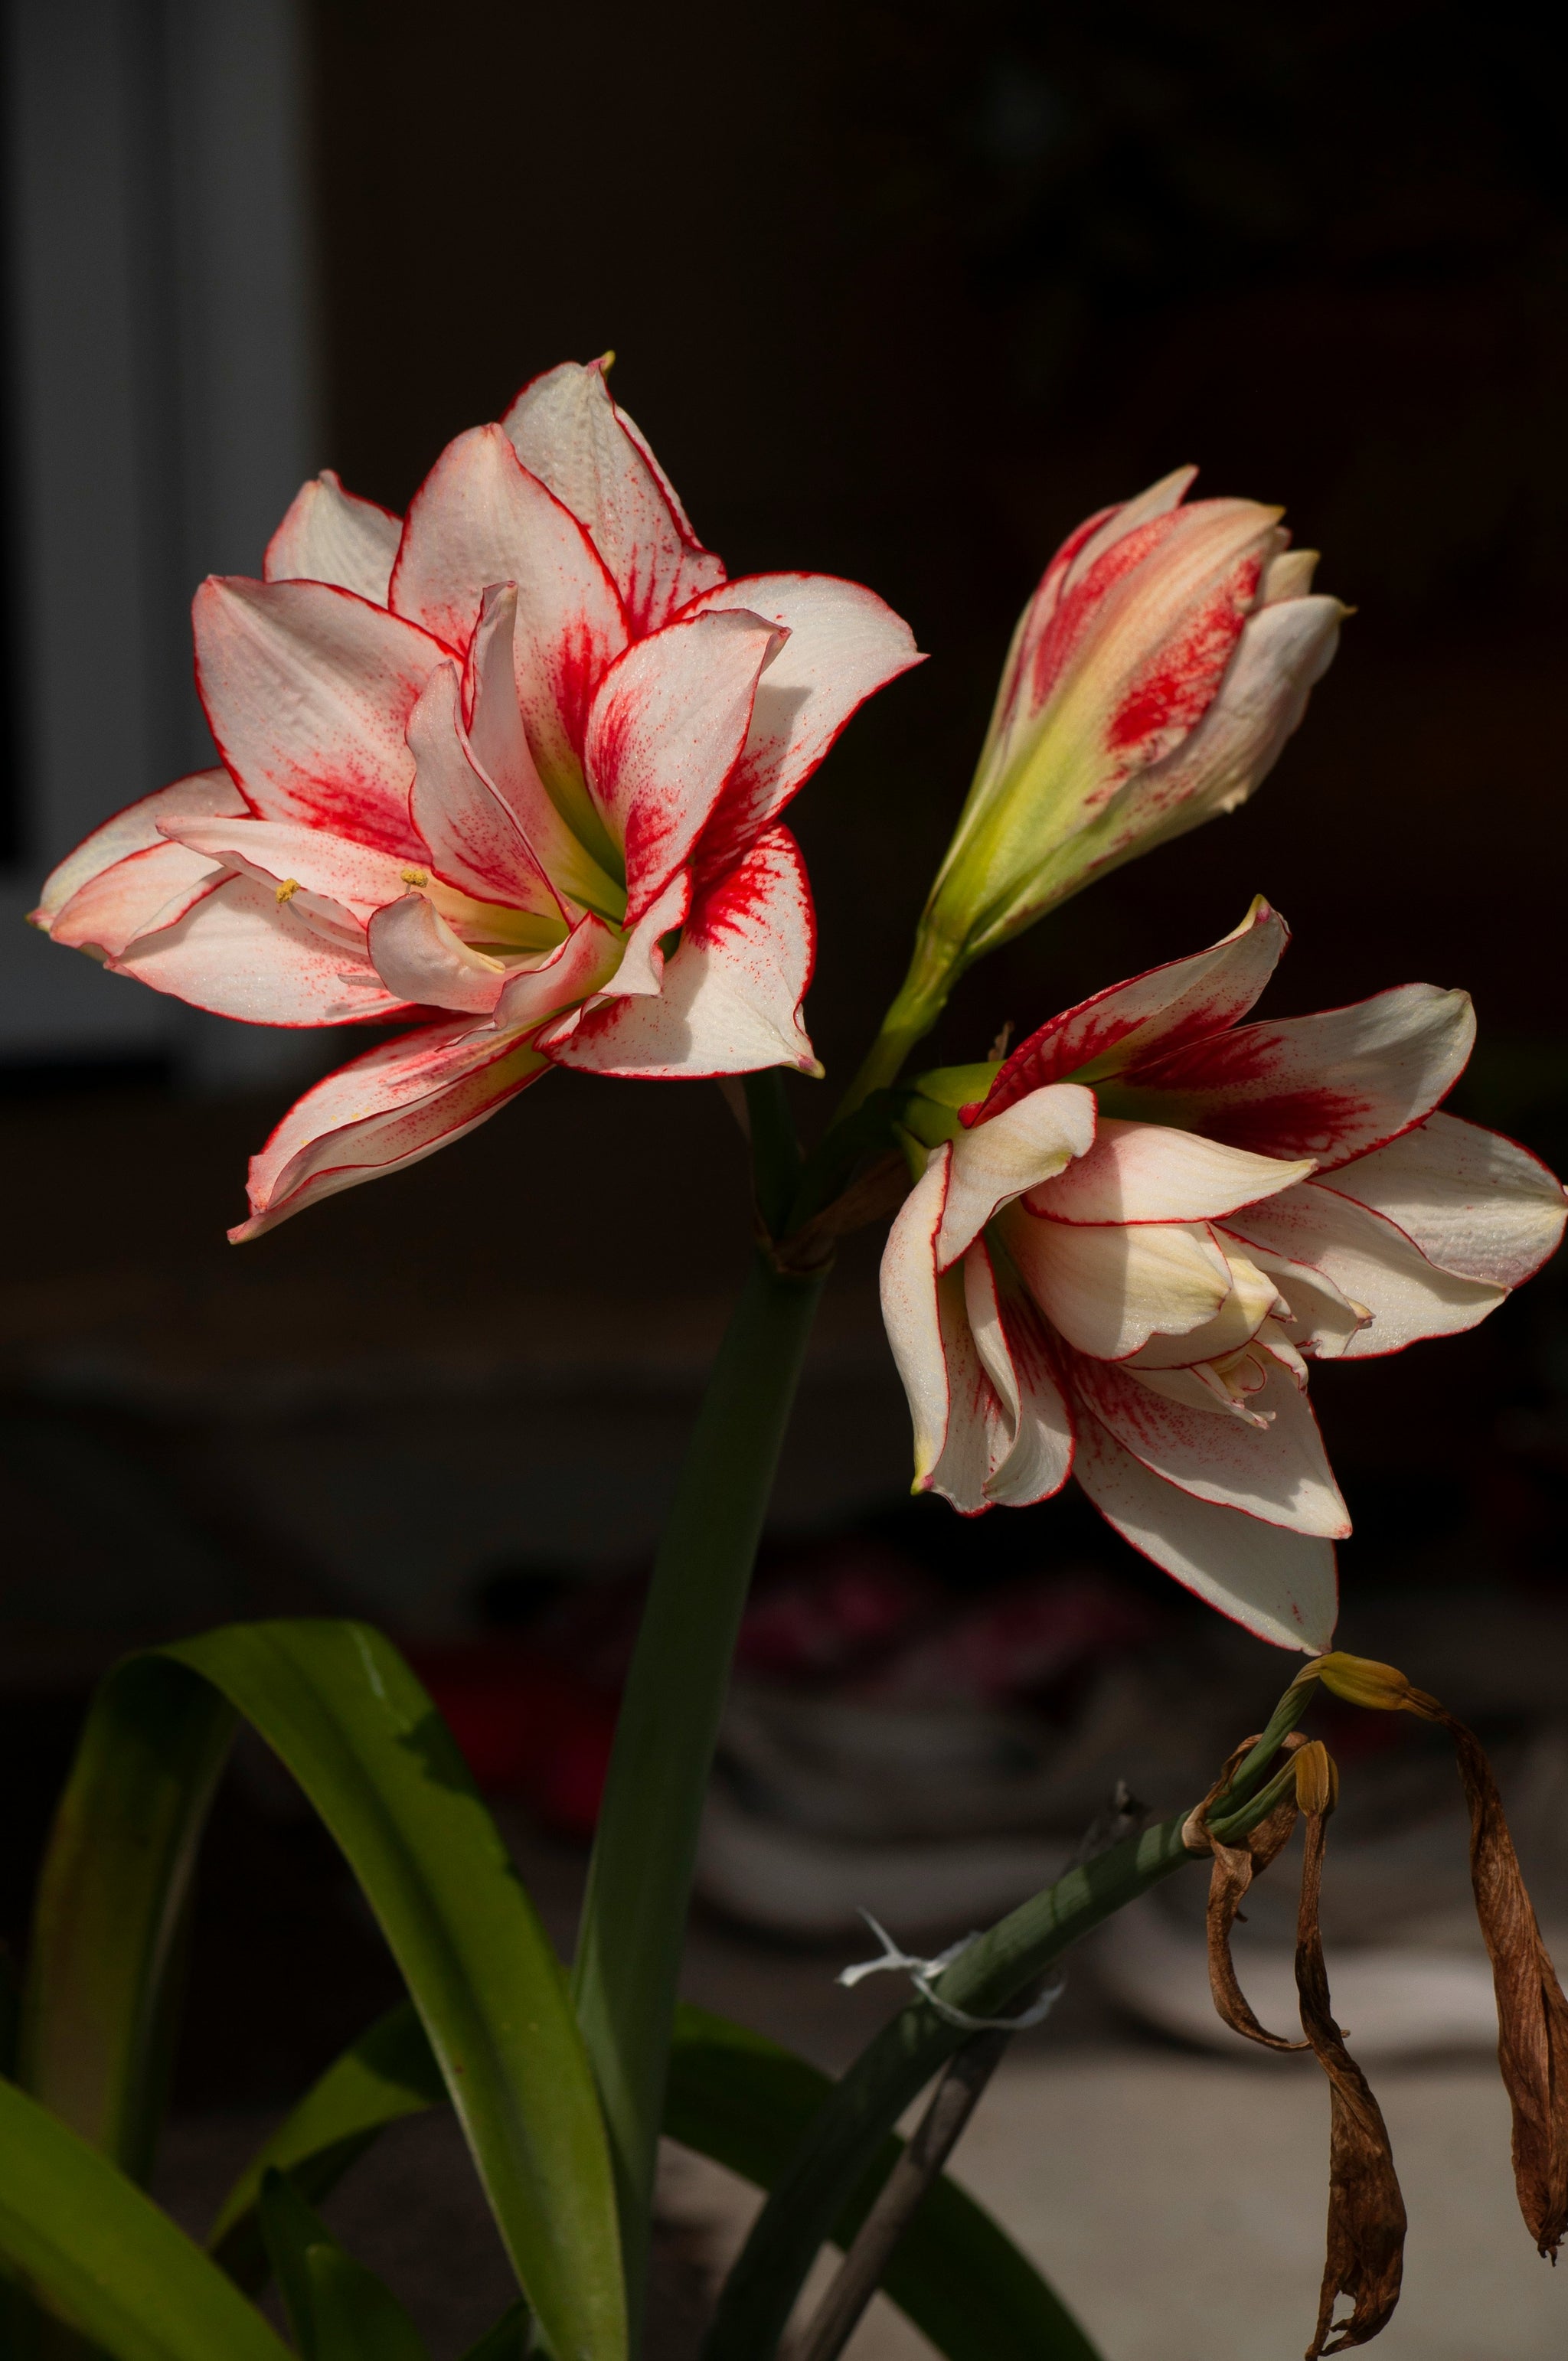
[1295,1651,1441,1719]
[879,469,1346,1063]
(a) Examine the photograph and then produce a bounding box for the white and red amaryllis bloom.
[910,469,1345,990]
[880,900,1567,1653]
[32,358,922,1238]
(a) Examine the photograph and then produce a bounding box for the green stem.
[835,927,964,1120]
[704,1670,1319,2359]
[572,1246,827,2341]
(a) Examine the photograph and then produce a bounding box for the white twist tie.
[837,1911,1064,2033]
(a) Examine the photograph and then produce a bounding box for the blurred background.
[3,5,1568,2355]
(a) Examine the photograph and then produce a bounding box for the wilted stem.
[573,1084,825,2341]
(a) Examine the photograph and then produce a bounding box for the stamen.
[401,867,430,888]
[275,878,299,904]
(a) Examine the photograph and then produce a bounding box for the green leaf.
[0,2072,292,2361]
[210,2003,445,2294]
[21,1627,625,2361]
[668,2008,1099,2361]
[18,1657,235,2180]
[208,2000,1098,2361]
[257,2169,429,2361]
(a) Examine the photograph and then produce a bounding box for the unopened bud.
[1293,1739,1337,1816]
[1295,1650,1441,1719]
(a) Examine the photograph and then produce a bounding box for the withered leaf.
[1295,1807,1406,2356]
[1430,1706,1568,2259]
[1205,1739,1310,2052]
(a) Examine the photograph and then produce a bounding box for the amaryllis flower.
[32,358,921,1237]
[893,471,1345,1031]
[880,900,1566,1652]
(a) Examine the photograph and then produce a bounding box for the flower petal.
[161,815,414,913]
[1071,1411,1338,1652]
[583,607,782,923]
[1233,1243,1370,1360]
[51,843,224,959]
[1320,1111,1566,1290]
[368,893,507,1014]
[880,1148,968,1491]
[683,573,924,865]
[194,578,446,857]
[1122,1252,1282,1370]
[232,1018,549,1241]
[492,913,625,1032]
[936,1085,1097,1267]
[501,357,725,634]
[32,769,246,930]
[264,471,401,604]
[1221,1181,1504,1357]
[975,896,1287,1118]
[1125,982,1475,1168]
[999,1208,1233,1359]
[966,1246,1075,1507]
[1029,1118,1312,1225]
[406,661,561,918]
[113,873,406,1024]
[1070,1350,1349,1537]
[547,825,816,1077]
[388,423,629,831]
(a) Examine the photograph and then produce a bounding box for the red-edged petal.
[390,426,629,842]
[265,472,401,604]
[407,661,560,918]
[492,913,625,1033]
[501,358,725,633]
[33,769,246,932]
[975,897,1287,1119]
[1071,1409,1337,1653]
[194,578,446,858]
[1030,1118,1312,1225]
[880,1148,966,1491]
[1069,1350,1348,1537]
[231,1019,550,1241]
[1220,1181,1505,1358]
[1320,1111,1566,1291]
[51,841,224,960]
[583,607,782,923]
[368,894,508,1014]
[546,825,817,1078]
[965,1245,1075,1507]
[683,573,923,867]
[1125,982,1475,1169]
[161,815,414,913]
[936,1085,1096,1268]
[113,873,407,1025]
[998,1207,1233,1359]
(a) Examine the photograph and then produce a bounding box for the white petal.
[880,1148,960,1492]
[264,472,401,603]
[936,1086,1097,1266]
[1000,1210,1233,1359]
[1032,1118,1312,1224]
[113,873,405,1024]
[1071,1351,1348,1536]
[1322,1110,1566,1290]
[368,894,507,1014]
[1222,1181,1503,1358]
[1072,1411,1338,1653]
[33,769,244,931]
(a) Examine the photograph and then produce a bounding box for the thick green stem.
[704,1669,1319,2359]
[572,1249,826,2340]
[835,927,965,1120]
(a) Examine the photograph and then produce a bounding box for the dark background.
[3,0,1567,2105]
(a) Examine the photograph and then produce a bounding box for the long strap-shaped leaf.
[207,2000,1099,2361]
[20,1624,625,2361]
[0,2073,292,2361]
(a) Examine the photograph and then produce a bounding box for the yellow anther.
[400,867,430,888]
[275,878,299,904]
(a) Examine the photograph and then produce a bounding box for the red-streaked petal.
[194,578,446,858]
[583,607,782,923]
[684,573,923,865]
[407,661,560,917]
[231,1019,550,1241]
[462,585,618,912]
[966,1246,1075,1507]
[880,1147,964,1494]
[368,894,508,1014]
[998,1207,1233,1359]
[1221,1181,1504,1357]
[547,825,816,1078]
[1071,1410,1337,1653]
[52,843,224,958]
[501,358,725,634]
[265,472,401,603]
[975,897,1287,1118]
[1070,1350,1348,1537]
[32,769,246,930]
[161,815,413,913]
[492,913,625,1033]
[608,869,692,998]
[1230,1243,1369,1361]
[936,1085,1097,1268]
[113,873,407,1024]
[1126,982,1475,1169]
[1320,1110,1566,1290]
[389,426,629,828]
[1029,1118,1312,1226]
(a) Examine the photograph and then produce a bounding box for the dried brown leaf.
[1295,1808,1406,2356]
[1430,1706,1568,2258]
